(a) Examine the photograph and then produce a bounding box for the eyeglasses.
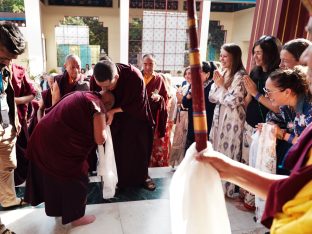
[263,87,284,96]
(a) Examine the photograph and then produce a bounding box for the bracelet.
[287,134,295,144]
[254,92,262,101]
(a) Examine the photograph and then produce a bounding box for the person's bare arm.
[243,75,279,113]
[196,151,287,199]
[37,98,45,122]
[244,94,252,109]
[15,94,35,105]
[106,107,123,125]
[256,94,280,113]
[51,81,61,106]
[93,112,107,145]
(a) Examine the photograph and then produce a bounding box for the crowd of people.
[1,4,312,233]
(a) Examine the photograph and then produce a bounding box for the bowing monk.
[24,90,114,226]
[90,59,155,189]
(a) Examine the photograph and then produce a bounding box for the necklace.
[69,77,76,84]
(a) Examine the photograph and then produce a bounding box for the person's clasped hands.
[243,75,258,96]
[151,89,161,102]
[212,70,224,87]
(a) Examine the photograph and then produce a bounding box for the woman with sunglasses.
[264,38,311,176]
[266,38,311,175]
[264,69,312,145]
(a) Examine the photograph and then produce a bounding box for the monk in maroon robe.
[142,54,168,138]
[37,54,89,121]
[11,64,36,185]
[142,54,170,170]
[25,91,112,226]
[90,60,154,189]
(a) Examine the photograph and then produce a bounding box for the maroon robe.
[90,75,101,92]
[26,91,104,179]
[41,71,89,113]
[11,64,36,185]
[54,71,89,97]
[91,63,154,188]
[261,123,312,228]
[25,91,104,224]
[41,72,96,172]
[27,99,39,136]
[41,89,52,110]
[11,64,36,123]
[143,72,168,138]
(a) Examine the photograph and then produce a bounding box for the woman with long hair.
[240,36,281,210]
[209,43,247,198]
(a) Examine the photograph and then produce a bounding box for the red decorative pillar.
[247,0,309,71]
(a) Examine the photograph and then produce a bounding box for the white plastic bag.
[97,126,118,199]
[170,142,231,234]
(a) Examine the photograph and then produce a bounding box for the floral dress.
[267,96,312,170]
[209,69,247,198]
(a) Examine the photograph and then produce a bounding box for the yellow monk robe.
[271,148,312,234]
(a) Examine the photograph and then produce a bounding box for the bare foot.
[71,215,96,227]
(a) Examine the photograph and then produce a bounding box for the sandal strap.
[2,229,15,234]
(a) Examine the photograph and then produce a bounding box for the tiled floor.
[0,167,268,234]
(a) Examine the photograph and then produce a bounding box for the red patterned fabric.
[150,121,174,167]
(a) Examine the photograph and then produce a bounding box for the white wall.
[40,4,120,72]
[232,8,255,66]
[26,2,255,72]
[209,7,255,66]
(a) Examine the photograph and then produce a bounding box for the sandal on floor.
[2,229,16,234]
[0,224,16,234]
[2,198,28,210]
[143,177,156,191]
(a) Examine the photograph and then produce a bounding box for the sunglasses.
[259,35,276,43]
[263,87,284,96]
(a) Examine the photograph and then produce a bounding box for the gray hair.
[64,54,81,66]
